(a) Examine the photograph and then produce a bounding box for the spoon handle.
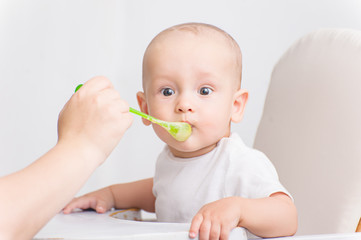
[74,84,160,125]
[129,107,159,124]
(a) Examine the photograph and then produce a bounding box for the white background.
[0,0,360,196]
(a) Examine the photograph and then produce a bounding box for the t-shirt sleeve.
[225,148,292,200]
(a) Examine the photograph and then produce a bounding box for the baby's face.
[139,31,245,158]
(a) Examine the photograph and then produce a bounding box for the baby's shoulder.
[226,134,269,161]
[224,135,274,172]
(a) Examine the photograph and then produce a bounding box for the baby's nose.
[177,106,193,112]
[176,98,194,113]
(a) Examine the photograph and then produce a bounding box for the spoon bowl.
[129,107,192,142]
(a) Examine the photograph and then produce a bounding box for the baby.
[63,23,297,240]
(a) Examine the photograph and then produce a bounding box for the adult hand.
[58,76,133,164]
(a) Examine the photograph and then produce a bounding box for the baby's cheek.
[204,115,227,129]
[204,118,231,137]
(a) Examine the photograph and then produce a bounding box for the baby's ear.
[231,89,248,123]
[136,92,152,126]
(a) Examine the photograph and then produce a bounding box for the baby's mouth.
[183,120,191,125]
[182,120,194,127]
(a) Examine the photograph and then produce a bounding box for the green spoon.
[128,107,192,142]
[74,84,192,142]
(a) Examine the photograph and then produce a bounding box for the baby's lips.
[182,120,194,127]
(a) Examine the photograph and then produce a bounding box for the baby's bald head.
[142,23,242,90]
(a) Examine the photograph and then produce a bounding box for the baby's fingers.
[209,222,221,240]
[62,197,97,214]
[62,198,87,214]
[189,213,203,238]
[198,219,211,240]
[220,224,231,240]
[94,199,110,213]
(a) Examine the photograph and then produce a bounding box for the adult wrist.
[55,138,107,168]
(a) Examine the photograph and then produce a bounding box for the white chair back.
[254,29,361,235]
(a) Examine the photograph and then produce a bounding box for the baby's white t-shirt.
[153,132,291,223]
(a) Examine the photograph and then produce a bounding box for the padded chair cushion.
[254,29,361,235]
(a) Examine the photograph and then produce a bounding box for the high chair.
[254,29,361,235]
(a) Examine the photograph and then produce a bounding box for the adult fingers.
[80,76,114,95]
[95,88,130,113]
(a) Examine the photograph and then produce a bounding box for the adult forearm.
[0,142,103,240]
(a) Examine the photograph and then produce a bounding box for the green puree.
[129,107,192,142]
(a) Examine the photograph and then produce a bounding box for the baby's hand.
[63,187,115,214]
[189,197,243,240]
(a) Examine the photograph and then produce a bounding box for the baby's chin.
[154,128,220,158]
[166,138,218,158]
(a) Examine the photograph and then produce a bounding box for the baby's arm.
[237,192,297,237]
[111,177,155,212]
[189,192,297,240]
[63,178,155,214]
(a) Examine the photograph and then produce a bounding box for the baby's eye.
[161,88,175,96]
[199,87,213,95]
